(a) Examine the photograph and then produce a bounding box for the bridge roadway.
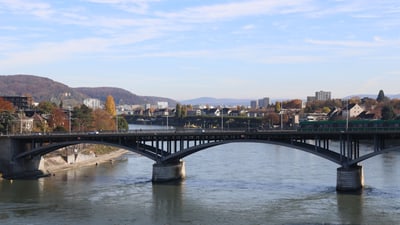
[2,128,400,192]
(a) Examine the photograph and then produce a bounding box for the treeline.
[0,95,128,134]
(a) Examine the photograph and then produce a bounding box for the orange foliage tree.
[0,97,15,112]
[92,109,115,131]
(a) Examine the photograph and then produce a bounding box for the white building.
[342,103,364,118]
[157,101,169,109]
[83,98,101,109]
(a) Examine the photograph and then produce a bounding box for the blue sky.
[1,0,399,101]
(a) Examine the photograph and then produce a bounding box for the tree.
[175,103,182,118]
[381,105,395,120]
[377,90,388,102]
[283,99,302,109]
[72,104,93,131]
[0,97,14,112]
[105,95,116,116]
[93,109,114,131]
[117,116,129,131]
[322,107,331,114]
[0,111,14,134]
[275,102,281,113]
[38,101,57,114]
[49,108,68,131]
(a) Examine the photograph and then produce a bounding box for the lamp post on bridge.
[346,99,349,131]
[221,108,224,131]
[68,106,71,133]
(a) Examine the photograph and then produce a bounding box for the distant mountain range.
[182,93,400,106]
[1,75,398,108]
[0,74,177,106]
[180,97,253,106]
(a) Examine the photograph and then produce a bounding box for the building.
[1,96,32,110]
[258,97,270,108]
[342,103,364,118]
[315,91,331,101]
[83,98,101,109]
[250,100,258,109]
[157,102,168,109]
[307,96,316,102]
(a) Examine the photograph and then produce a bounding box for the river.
[0,126,400,224]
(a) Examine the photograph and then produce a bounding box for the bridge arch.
[161,139,344,165]
[13,140,158,161]
[348,146,400,165]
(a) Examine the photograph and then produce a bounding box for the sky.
[1,0,400,101]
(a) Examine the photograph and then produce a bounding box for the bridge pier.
[152,160,186,183]
[336,165,364,192]
[2,156,48,179]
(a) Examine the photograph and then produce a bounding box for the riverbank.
[43,149,129,174]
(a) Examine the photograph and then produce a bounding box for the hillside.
[0,74,176,106]
[75,87,176,105]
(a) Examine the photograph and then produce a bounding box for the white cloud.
[305,39,387,48]
[242,24,255,30]
[0,0,54,18]
[0,38,109,68]
[156,0,311,23]
[84,0,159,14]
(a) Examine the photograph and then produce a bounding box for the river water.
[1,126,400,224]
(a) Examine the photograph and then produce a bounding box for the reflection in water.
[337,192,364,224]
[152,182,184,224]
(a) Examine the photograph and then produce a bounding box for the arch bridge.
[1,128,400,192]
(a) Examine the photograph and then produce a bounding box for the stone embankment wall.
[42,149,129,174]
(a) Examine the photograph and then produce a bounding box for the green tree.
[377,90,388,102]
[175,103,182,118]
[38,101,57,114]
[0,111,14,134]
[72,104,93,131]
[181,105,188,117]
[381,105,395,120]
[117,116,129,131]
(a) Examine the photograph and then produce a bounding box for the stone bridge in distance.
[1,128,400,192]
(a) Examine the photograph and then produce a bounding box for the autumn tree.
[93,108,114,131]
[49,108,68,131]
[275,102,281,113]
[0,97,14,112]
[264,113,280,127]
[105,95,116,116]
[283,99,302,109]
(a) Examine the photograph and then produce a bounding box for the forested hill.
[0,74,176,106]
[75,87,176,105]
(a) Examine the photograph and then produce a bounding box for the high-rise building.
[1,96,32,110]
[258,97,270,108]
[250,100,258,109]
[315,91,331,101]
